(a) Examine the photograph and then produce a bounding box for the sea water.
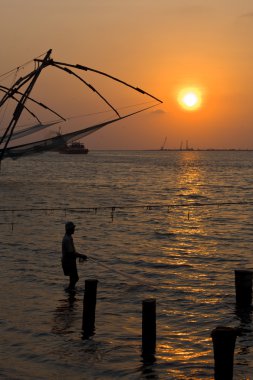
[0,150,252,379]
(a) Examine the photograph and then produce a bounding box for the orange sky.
[1,0,253,149]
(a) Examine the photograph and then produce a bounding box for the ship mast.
[160,136,167,150]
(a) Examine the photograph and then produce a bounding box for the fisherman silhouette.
[61,221,87,292]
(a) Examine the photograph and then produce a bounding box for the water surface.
[0,150,253,379]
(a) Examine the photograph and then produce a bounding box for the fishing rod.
[87,255,156,289]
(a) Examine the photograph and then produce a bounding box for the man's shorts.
[61,258,77,277]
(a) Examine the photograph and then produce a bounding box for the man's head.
[65,221,75,234]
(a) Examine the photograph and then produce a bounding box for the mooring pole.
[142,298,156,359]
[211,326,239,380]
[82,279,98,338]
[235,270,252,307]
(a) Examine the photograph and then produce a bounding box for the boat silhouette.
[59,141,89,154]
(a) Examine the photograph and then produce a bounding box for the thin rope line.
[0,51,48,79]
[65,100,156,121]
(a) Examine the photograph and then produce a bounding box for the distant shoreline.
[65,148,253,152]
[158,148,253,152]
[81,148,253,152]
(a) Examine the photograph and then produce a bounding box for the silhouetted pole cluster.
[79,269,252,375]
[210,269,252,379]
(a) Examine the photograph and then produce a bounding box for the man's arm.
[75,252,88,260]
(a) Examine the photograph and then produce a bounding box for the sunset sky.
[1,0,253,149]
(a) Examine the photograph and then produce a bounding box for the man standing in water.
[62,221,87,291]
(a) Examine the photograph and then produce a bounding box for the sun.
[177,87,202,111]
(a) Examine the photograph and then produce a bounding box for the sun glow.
[178,88,202,111]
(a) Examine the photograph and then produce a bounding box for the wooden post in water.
[211,326,238,380]
[82,279,98,338]
[142,298,156,359]
[235,270,252,307]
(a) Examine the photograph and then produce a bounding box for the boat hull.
[59,141,89,154]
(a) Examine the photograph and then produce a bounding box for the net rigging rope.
[0,51,49,80]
